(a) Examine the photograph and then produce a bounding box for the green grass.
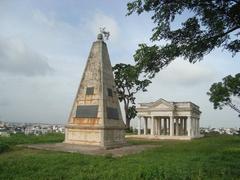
[0,142,9,153]
[0,134,240,179]
[0,133,64,146]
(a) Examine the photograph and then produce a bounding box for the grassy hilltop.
[0,133,240,179]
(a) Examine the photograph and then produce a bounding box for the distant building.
[0,121,5,128]
[135,98,202,140]
[0,131,10,137]
[24,126,34,135]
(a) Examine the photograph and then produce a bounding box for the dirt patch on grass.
[22,143,160,157]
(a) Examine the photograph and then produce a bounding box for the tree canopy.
[113,63,151,129]
[127,0,240,78]
[207,73,240,117]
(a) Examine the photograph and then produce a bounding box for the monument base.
[65,125,126,149]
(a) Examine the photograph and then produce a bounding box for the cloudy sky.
[0,0,239,128]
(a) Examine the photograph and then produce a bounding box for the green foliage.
[127,0,240,78]
[0,143,9,153]
[207,73,240,116]
[0,135,240,179]
[0,133,64,146]
[113,63,151,128]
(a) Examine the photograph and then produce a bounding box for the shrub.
[0,143,10,153]
[0,133,64,146]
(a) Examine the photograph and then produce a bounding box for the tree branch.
[210,26,240,41]
[227,102,240,114]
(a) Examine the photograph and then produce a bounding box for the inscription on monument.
[107,88,113,97]
[76,105,98,118]
[107,107,119,120]
[86,87,94,95]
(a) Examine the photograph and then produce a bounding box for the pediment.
[149,98,174,110]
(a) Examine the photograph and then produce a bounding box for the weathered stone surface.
[65,34,126,148]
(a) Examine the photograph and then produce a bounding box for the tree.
[207,73,240,117]
[127,0,240,78]
[113,63,151,130]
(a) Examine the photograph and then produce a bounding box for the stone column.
[164,118,167,135]
[195,118,198,136]
[193,118,197,136]
[170,116,174,136]
[195,118,197,136]
[155,117,158,135]
[196,118,198,135]
[179,118,182,135]
[182,118,184,135]
[144,117,148,135]
[154,117,157,135]
[176,118,179,136]
[184,118,187,135]
[173,118,176,135]
[198,118,200,136]
[196,118,199,136]
[192,118,195,137]
[138,116,141,135]
[159,118,162,135]
[166,118,169,135]
[151,116,155,135]
[187,116,191,137]
[182,118,185,135]
[168,118,170,135]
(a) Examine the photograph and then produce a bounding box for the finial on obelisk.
[98,27,110,41]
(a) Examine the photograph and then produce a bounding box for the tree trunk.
[124,103,131,130]
[125,117,131,130]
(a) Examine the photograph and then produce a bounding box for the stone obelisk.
[65,33,126,148]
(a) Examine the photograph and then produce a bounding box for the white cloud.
[0,37,52,76]
[32,9,80,36]
[32,10,57,28]
[157,59,216,86]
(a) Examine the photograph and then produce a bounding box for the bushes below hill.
[0,133,64,146]
[0,143,9,153]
